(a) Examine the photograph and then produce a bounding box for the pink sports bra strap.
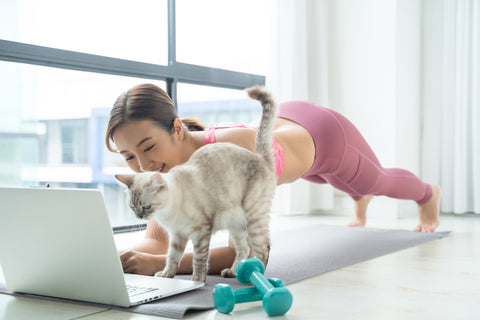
[272,139,285,179]
[204,124,253,144]
[204,126,216,144]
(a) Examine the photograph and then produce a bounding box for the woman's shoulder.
[213,125,257,152]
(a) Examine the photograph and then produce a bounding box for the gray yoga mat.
[0,224,449,319]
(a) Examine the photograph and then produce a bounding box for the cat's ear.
[151,172,166,191]
[115,174,135,188]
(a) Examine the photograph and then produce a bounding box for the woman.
[106,83,441,276]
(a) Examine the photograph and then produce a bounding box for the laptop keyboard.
[126,284,157,297]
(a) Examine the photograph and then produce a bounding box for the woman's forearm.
[176,246,236,274]
[122,246,235,276]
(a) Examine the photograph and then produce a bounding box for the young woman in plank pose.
[106,83,441,276]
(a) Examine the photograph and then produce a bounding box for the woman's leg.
[344,166,441,231]
[415,184,441,232]
[347,194,374,227]
[329,112,441,231]
[279,101,441,231]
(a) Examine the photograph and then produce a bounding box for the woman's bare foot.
[347,195,374,227]
[414,184,441,232]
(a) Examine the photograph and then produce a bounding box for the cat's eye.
[142,204,152,211]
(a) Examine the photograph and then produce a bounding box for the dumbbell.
[236,258,293,316]
[213,278,286,314]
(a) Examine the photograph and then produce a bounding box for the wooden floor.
[1,212,479,320]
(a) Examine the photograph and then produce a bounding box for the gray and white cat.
[115,86,277,282]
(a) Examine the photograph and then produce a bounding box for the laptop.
[0,186,203,307]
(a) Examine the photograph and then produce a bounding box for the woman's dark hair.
[105,83,205,152]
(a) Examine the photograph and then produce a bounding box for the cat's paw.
[190,273,206,282]
[154,270,175,278]
[220,268,235,278]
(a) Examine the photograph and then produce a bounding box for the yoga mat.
[0,224,450,319]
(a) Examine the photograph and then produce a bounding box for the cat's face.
[116,172,169,220]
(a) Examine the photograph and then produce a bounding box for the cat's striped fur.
[116,86,277,282]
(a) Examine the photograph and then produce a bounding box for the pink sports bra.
[204,124,285,179]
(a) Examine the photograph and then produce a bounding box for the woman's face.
[112,119,184,173]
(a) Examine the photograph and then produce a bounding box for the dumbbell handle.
[249,270,274,296]
[234,278,285,303]
[233,287,263,303]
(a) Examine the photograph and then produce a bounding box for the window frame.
[0,0,265,233]
[0,0,265,108]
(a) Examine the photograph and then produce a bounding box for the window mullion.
[167,0,178,108]
[168,0,177,65]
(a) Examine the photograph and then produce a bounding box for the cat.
[115,86,277,282]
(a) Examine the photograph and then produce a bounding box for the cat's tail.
[246,85,277,172]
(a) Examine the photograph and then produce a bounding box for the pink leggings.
[278,101,432,204]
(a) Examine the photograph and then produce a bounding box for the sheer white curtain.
[422,0,480,214]
[267,0,334,214]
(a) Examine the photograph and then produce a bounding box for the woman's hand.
[119,250,165,276]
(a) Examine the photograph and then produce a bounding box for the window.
[0,0,168,65]
[0,0,267,231]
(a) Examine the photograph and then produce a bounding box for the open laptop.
[0,186,203,307]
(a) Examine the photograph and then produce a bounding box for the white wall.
[395,0,422,178]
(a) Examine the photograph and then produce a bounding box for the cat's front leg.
[190,228,212,282]
[154,233,188,278]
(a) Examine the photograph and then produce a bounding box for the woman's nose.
[138,157,153,172]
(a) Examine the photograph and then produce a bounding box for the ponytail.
[181,118,205,131]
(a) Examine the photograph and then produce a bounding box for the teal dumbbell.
[213,278,286,314]
[236,258,293,316]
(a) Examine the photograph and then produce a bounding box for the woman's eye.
[125,156,134,161]
[144,145,155,152]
